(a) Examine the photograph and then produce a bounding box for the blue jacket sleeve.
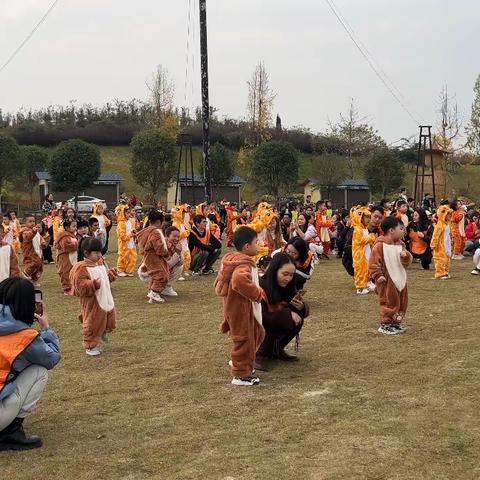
[23,328,61,370]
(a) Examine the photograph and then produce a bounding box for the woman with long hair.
[406,208,433,270]
[257,253,308,364]
[292,213,323,260]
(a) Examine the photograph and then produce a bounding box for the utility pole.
[199,0,212,202]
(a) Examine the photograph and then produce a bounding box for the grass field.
[2,237,480,480]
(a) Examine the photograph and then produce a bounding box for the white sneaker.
[377,325,400,335]
[178,276,186,282]
[471,269,480,275]
[439,275,450,280]
[452,254,464,260]
[117,272,127,277]
[86,347,102,356]
[126,273,134,277]
[231,376,260,386]
[367,281,376,292]
[356,288,370,295]
[148,291,165,304]
[161,286,178,297]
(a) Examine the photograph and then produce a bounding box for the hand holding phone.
[35,290,43,316]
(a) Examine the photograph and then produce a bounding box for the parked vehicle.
[56,196,107,214]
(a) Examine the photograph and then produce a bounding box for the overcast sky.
[1,0,479,143]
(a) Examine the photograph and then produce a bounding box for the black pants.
[257,318,304,358]
[413,250,432,270]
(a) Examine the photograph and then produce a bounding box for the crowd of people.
[0,189,478,449]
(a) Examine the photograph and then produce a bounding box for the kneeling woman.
[257,253,309,363]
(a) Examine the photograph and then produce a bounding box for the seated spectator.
[188,215,221,275]
[0,278,61,451]
[465,215,480,253]
[257,253,309,365]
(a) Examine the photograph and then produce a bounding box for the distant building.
[167,175,244,207]
[302,178,371,208]
[34,172,123,208]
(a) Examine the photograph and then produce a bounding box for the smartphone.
[34,289,43,316]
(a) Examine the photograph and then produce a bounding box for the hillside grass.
[2,236,479,479]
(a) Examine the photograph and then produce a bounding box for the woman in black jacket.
[257,253,309,366]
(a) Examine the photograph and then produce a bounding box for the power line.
[324,0,421,125]
[0,0,61,75]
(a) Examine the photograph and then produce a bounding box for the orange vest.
[0,328,39,393]
[191,228,211,257]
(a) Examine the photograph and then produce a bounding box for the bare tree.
[146,65,176,133]
[247,62,276,146]
[329,99,385,179]
[436,85,462,152]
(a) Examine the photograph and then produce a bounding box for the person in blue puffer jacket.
[0,277,61,451]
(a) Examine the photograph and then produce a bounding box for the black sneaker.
[202,268,215,275]
[392,324,406,333]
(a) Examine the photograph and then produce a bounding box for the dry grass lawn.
[2,239,480,479]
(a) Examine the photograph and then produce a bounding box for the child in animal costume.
[1,217,15,246]
[351,206,376,295]
[91,203,111,254]
[430,205,453,280]
[70,237,117,356]
[226,204,239,247]
[395,200,409,228]
[171,205,191,277]
[7,212,22,255]
[116,204,137,277]
[450,201,466,260]
[0,224,21,282]
[315,201,334,257]
[54,219,78,295]
[214,226,265,387]
[20,215,46,285]
[137,210,170,304]
[369,216,413,335]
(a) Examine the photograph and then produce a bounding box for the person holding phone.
[0,278,61,451]
[256,253,309,367]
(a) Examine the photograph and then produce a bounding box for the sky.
[1,0,479,143]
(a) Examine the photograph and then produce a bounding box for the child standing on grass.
[0,224,21,282]
[20,215,46,286]
[54,219,78,295]
[70,237,117,356]
[369,217,413,335]
[214,227,265,387]
[430,205,453,280]
[137,210,170,305]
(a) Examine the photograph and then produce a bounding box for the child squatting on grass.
[214,226,265,386]
[368,216,413,336]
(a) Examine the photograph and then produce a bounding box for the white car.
[56,196,107,214]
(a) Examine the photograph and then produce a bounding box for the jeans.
[0,365,48,431]
[190,249,221,272]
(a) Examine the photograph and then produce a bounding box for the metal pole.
[199,0,212,202]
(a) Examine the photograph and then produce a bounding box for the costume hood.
[436,205,452,224]
[115,204,128,222]
[54,228,75,248]
[214,252,256,297]
[351,206,371,229]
